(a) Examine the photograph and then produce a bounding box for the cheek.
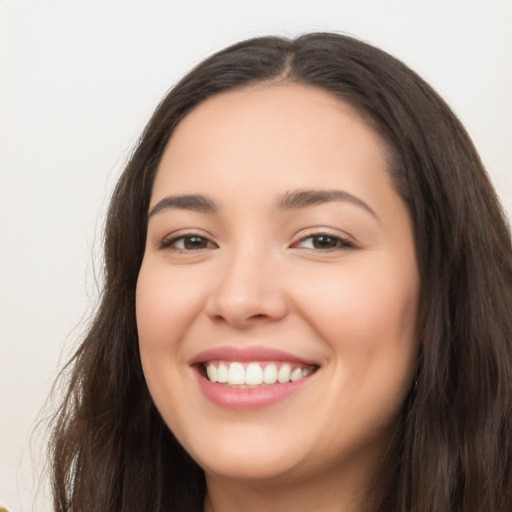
[135,262,208,352]
[299,258,417,333]
[294,258,420,390]
[135,261,208,431]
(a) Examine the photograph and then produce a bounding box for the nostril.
[212,313,267,324]
[249,314,267,320]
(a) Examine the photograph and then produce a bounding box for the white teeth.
[204,361,316,387]
[217,362,229,383]
[245,363,263,385]
[277,363,291,383]
[228,362,245,385]
[303,367,314,377]
[290,367,303,381]
[206,364,218,383]
[263,363,278,384]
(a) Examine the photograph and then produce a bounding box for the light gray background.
[1,1,511,510]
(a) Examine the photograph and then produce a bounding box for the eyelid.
[154,227,357,252]
[291,228,357,251]
[156,230,218,251]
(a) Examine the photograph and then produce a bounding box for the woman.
[49,33,512,511]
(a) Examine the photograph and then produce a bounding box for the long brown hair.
[49,33,512,511]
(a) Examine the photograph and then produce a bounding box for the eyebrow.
[148,194,218,218]
[147,188,377,219]
[275,189,377,218]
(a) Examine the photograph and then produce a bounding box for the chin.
[183,427,309,482]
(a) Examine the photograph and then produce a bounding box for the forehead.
[152,83,394,210]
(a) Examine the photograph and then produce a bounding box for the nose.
[205,244,289,328]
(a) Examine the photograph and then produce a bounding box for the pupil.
[314,235,337,249]
[185,236,206,249]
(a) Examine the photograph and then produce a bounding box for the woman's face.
[136,84,420,487]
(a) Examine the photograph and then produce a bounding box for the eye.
[159,234,216,251]
[294,233,353,251]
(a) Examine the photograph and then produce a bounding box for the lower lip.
[195,369,315,411]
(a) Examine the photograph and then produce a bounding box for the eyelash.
[158,234,216,252]
[293,233,354,251]
[158,232,354,253]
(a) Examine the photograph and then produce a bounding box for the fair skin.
[136,83,420,512]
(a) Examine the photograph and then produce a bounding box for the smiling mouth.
[201,361,319,388]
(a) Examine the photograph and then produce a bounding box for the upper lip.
[189,346,320,366]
